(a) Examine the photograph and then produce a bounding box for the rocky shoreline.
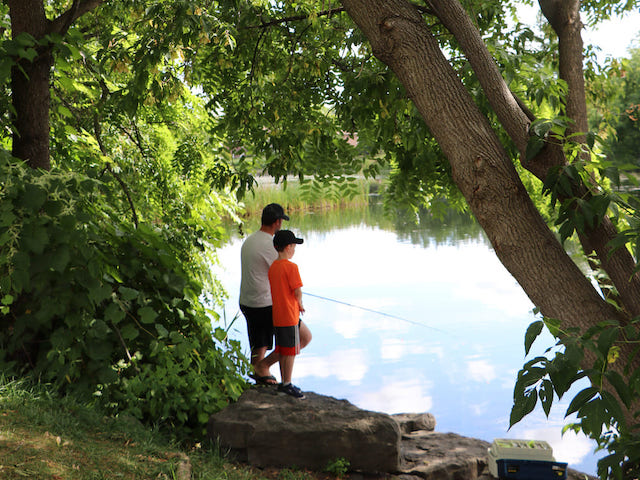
[208,388,596,480]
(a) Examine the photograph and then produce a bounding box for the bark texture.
[538,0,640,319]
[9,0,103,170]
[9,0,51,170]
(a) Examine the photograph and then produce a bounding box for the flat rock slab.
[398,431,489,480]
[396,430,596,480]
[208,387,598,480]
[208,387,400,473]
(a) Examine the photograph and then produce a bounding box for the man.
[239,203,289,385]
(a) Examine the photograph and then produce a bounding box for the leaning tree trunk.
[340,0,620,330]
[339,0,639,425]
[426,0,640,319]
[9,0,52,170]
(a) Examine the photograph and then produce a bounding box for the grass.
[240,177,379,218]
[0,377,347,480]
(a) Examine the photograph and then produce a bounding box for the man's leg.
[251,346,267,368]
[255,349,279,380]
[242,305,277,384]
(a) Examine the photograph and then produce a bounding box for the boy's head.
[261,203,289,226]
[273,230,304,252]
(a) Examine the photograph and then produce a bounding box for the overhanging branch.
[246,7,347,29]
[50,0,103,36]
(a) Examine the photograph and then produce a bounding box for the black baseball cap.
[273,230,304,249]
[261,203,290,225]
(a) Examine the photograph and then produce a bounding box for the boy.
[239,203,289,385]
[268,229,312,398]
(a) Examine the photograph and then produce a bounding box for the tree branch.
[424,0,532,154]
[246,7,347,29]
[246,4,435,29]
[50,0,103,37]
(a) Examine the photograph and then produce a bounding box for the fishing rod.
[303,292,449,334]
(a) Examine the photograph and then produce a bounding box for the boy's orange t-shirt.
[268,258,303,327]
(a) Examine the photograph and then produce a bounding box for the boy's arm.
[294,287,305,314]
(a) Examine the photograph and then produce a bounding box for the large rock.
[392,413,436,435]
[208,387,598,480]
[398,431,490,480]
[208,387,400,473]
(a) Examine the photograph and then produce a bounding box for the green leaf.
[86,340,112,360]
[213,327,227,342]
[155,324,169,338]
[543,317,562,337]
[601,391,625,426]
[604,370,632,408]
[89,283,112,304]
[21,183,48,211]
[105,302,125,324]
[50,245,71,272]
[510,389,538,427]
[566,387,599,416]
[138,306,158,324]
[119,323,139,341]
[118,286,139,301]
[525,136,545,161]
[597,327,619,357]
[20,48,38,62]
[22,225,49,254]
[540,379,554,417]
[524,321,544,355]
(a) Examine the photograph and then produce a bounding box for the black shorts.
[239,304,274,351]
[275,320,301,357]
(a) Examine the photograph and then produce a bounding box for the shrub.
[0,158,248,438]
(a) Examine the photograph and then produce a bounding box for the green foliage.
[598,48,640,169]
[511,318,640,479]
[0,158,248,438]
[324,457,350,478]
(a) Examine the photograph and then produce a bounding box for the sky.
[517,5,640,60]
[584,10,640,59]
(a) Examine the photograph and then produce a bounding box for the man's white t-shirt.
[239,230,277,308]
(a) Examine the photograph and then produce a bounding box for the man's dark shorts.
[239,304,274,351]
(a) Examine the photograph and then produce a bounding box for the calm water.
[213,203,602,475]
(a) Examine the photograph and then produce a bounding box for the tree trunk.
[428,0,640,319]
[340,0,640,427]
[9,0,52,170]
[9,0,104,171]
[340,0,620,329]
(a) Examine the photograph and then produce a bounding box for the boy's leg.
[279,354,295,385]
[275,323,301,385]
[299,320,312,349]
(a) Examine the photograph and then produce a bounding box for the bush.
[0,158,248,438]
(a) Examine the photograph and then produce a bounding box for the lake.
[213,202,603,475]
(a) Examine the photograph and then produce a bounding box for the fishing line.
[303,292,449,334]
